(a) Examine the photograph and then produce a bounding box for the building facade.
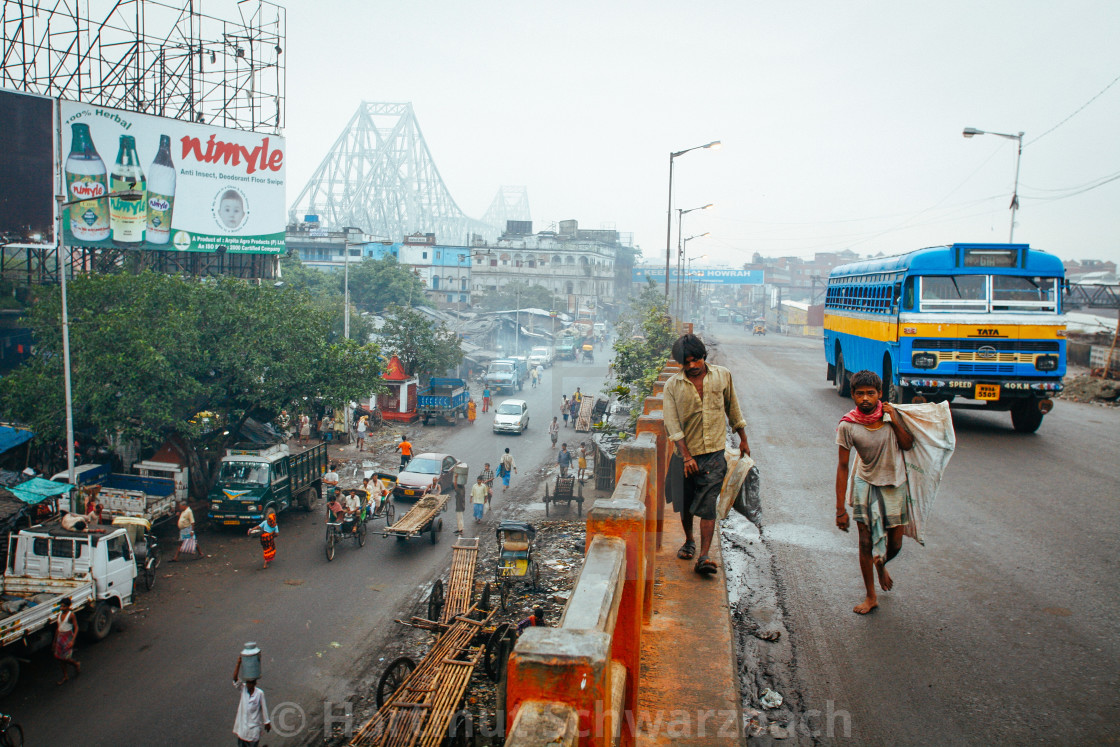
[471,220,632,317]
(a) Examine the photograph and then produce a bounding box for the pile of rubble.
[1058,374,1120,405]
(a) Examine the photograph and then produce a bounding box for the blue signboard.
[632,267,764,285]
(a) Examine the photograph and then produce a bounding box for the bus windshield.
[919,275,1058,313]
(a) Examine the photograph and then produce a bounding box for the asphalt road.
[714,324,1119,744]
[7,359,608,745]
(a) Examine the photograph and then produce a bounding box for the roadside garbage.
[759,687,784,709]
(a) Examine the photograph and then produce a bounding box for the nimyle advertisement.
[61,101,285,254]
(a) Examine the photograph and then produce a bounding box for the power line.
[1026,71,1120,147]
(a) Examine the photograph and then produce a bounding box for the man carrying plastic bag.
[835,370,955,614]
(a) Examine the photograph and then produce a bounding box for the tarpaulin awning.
[8,477,73,505]
[0,425,34,455]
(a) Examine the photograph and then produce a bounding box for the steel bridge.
[288,102,527,243]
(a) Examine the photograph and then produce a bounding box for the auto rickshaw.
[753,322,767,336]
[495,520,539,610]
[111,516,161,591]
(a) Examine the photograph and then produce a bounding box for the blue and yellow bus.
[823,243,1065,433]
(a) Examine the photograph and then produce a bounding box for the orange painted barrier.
[506,417,666,747]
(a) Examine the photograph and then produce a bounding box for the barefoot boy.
[835,370,914,614]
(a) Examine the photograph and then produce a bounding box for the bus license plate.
[224,520,241,526]
[975,384,1000,400]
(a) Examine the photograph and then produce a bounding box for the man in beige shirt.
[663,334,749,575]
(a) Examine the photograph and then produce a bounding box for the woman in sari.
[53,597,81,684]
[252,513,279,569]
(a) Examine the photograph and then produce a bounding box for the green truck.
[207,442,327,526]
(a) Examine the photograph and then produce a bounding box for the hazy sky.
[284,1,1120,268]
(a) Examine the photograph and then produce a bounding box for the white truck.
[0,525,137,697]
[528,346,554,368]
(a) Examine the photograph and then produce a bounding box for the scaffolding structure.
[288,102,502,244]
[1,0,286,133]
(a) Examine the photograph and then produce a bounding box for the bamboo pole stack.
[441,539,479,624]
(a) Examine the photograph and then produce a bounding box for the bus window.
[920,276,987,311]
[903,278,915,310]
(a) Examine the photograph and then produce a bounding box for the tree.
[0,272,385,450]
[379,305,463,377]
[281,251,378,342]
[346,255,428,313]
[474,281,559,312]
[610,280,674,423]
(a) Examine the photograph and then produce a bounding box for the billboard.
[60,101,285,254]
[0,89,55,244]
[632,267,764,285]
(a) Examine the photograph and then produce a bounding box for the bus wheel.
[1011,402,1044,433]
[834,353,850,397]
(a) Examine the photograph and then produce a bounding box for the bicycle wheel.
[325,529,336,561]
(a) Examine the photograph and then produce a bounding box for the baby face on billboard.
[214,187,247,230]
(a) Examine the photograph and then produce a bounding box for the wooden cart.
[543,474,583,516]
[382,491,449,544]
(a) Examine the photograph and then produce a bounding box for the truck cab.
[484,359,523,393]
[207,442,325,525]
[528,346,554,368]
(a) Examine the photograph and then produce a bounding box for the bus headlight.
[912,352,938,369]
[1035,355,1058,371]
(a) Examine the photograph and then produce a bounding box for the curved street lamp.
[664,141,721,301]
[963,127,1024,242]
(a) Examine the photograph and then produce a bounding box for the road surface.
[713,324,1119,744]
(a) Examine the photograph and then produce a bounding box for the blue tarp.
[0,426,33,455]
[9,477,73,505]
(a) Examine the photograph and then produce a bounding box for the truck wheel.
[0,656,19,699]
[302,488,318,512]
[1011,402,1044,433]
[87,603,114,642]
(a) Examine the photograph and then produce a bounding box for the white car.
[492,399,530,435]
[528,346,554,368]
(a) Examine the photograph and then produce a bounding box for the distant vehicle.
[592,322,607,338]
[824,242,1065,433]
[732,314,744,324]
[492,399,530,435]
[717,309,730,322]
[417,377,469,425]
[394,452,458,501]
[483,359,524,393]
[528,346,554,368]
[207,442,327,525]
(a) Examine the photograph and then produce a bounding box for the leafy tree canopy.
[0,272,384,448]
[474,281,560,312]
[346,255,428,313]
[379,305,463,377]
[610,280,674,423]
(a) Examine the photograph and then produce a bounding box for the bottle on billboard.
[64,123,110,242]
[146,134,176,244]
[110,135,146,246]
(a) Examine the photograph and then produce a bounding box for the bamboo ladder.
[574,395,595,431]
[441,538,479,624]
[350,610,494,747]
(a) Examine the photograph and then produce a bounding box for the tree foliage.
[610,281,674,422]
[379,305,464,377]
[346,255,428,313]
[474,281,560,312]
[0,272,384,449]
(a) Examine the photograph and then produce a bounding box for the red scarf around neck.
[840,401,883,426]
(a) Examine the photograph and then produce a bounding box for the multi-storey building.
[471,220,633,317]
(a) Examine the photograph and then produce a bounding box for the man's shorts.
[665,450,726,520]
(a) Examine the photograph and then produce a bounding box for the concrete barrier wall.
[505,360,677,747]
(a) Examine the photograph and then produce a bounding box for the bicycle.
[0,713,23,747]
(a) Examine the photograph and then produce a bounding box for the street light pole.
[664,141,721,300]
[675,204,712,316]
[962,127,1025,242]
